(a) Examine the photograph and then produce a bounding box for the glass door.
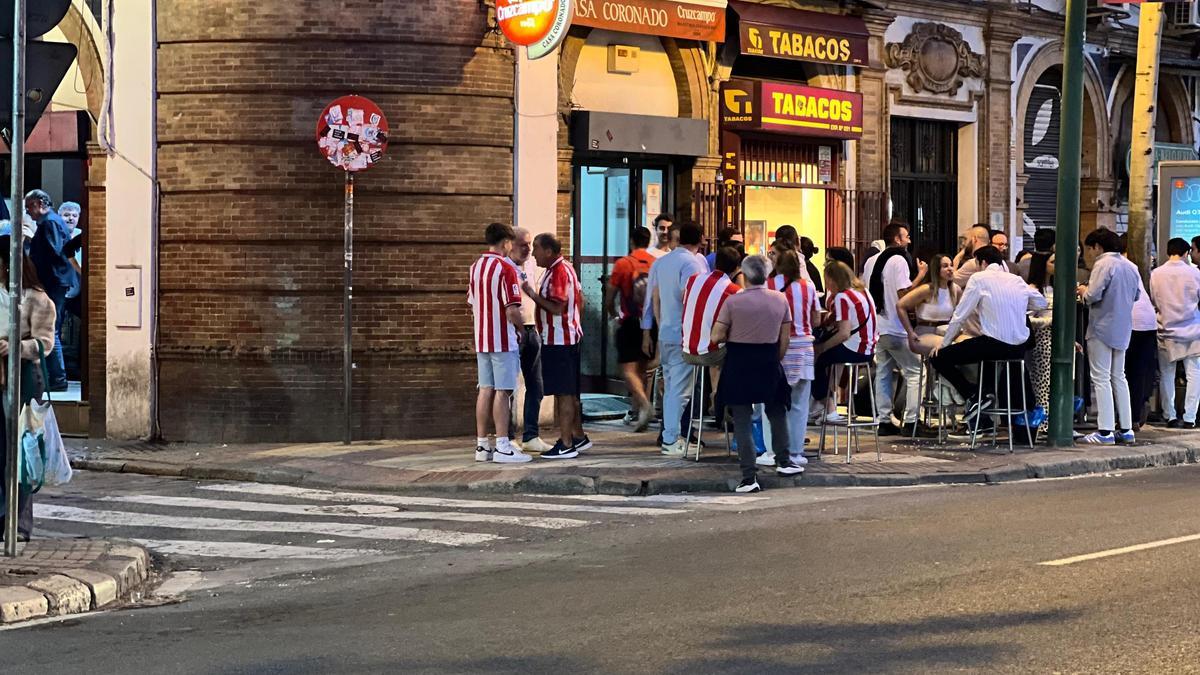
[573,164,670,392]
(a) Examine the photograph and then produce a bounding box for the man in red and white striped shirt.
[523,233,587,460]
[467,223,532,464]
[682,247,742,366]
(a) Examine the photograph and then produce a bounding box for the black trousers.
[1125,329,1157,426]
[509,326,543,443]
[931,336,1029,404]
[731,402,788,481]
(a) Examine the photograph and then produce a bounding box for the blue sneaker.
[1080,431,1115,445]
[1118,430,1135,444]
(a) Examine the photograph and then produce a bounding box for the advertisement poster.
[645,183,662,222]
[1169,176,1200,242]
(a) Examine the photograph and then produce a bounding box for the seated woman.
[898,252,960,357]
[813,261,878,423]
[711,254,804,493]
[0,236,56,541]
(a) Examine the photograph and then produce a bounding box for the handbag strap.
[34,340,51,404]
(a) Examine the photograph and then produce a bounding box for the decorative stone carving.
[884,23,986,96]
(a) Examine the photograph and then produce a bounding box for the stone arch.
[1014,40,1114,233]
[1109,68,1194,147]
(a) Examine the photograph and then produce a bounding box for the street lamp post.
[4,0,24,556]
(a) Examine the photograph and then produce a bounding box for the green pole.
[1049,0,1086,447]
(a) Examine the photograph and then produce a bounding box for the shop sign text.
[739,22,866,66]
[574,0,725,42]
[720,79,863,140]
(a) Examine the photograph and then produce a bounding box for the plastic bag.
[37,401,71,486]
[18,402,46,493]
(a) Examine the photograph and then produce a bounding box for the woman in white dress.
[897,252,960,357]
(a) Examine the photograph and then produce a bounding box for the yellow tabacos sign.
[739,22,867,66]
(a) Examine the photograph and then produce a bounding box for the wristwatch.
[518,271,528,282]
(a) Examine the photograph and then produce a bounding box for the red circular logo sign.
[496,0,559,46]
[316,95,389,173]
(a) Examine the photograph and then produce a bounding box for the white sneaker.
[734,478,761,493]
[825,412,846,424]
[755,453,776,467]
[808,409,824,423]
[790,455,809,466]
[474,446,493,462]
[660,439,687,457]
[492,442,533,463]
[521,437,553,454]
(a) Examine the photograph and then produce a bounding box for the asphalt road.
[5,466,1200,673]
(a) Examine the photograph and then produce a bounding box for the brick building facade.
[37,1,1200,442]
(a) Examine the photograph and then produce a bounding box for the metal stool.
[913,356,963,444]
[970,359,1035,452]
[682,365,732,461]
[819,361,881,463]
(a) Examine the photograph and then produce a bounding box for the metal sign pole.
[343,171,353,445]
[5,0,26,556]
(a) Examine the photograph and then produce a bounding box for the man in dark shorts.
[608,227,658,431]
[523,234,588,459]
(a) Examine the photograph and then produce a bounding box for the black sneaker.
[734,477,761,493]
[572,435,593,453]
[541,441,579,460]
[1167,419,1182,429]
[964,395,994,423]
[903,422,937,438]
[877,422,902,436]
[776,460,805,476]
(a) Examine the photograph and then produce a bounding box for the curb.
[71,443,1200,496]
[0,539,152,625]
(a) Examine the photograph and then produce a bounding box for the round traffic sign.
[316,95,389,172]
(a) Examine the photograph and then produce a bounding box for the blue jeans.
[513,326,543,442]
[45,286,68,386]
[659,341,693,445]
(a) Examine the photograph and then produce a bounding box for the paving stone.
[27,574,92,615]
[982,464,1035,483]
[513,474,596,495]
[0,586,48,623]
[596,477,643,496]
[59,568,118,608]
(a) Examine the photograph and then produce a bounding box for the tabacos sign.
[720,79,863,140]
[740,22,867,66]
[497,0,574,59]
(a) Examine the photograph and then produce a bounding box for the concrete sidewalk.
[0,538,152,624]
[67,422,1200,495]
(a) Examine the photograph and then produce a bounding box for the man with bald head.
[954,224,1010,288]
[507,227,551,453]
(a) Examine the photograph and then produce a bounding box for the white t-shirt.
[646,246,668,260]
[863,254,913,338]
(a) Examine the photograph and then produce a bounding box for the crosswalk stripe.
[100,495,593,530]
[34,504,502,547]
[130,539,385,560]
[542,494,770,505]
[197,483,690,516]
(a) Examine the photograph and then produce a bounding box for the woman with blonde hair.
[813,261,878,421]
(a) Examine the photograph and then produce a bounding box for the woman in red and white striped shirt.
[767,251,821,464]
[813,261,878,421]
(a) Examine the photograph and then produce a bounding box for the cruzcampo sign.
[573,0,725,42]
[497,0,574,59]
[720,79,863,140]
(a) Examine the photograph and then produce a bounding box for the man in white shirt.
[931,246,1048,422]
[1151,237,1200,428]
[863,222,928,436]
[647,214,673,259]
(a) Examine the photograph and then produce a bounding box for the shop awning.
[729,0,869,67]
[573,0,727,43]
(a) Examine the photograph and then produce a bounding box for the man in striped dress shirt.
[932,245,1047,424]
[467,223,533,464]
[523,233,588,460]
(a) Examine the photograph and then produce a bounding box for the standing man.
[864,222,927,436]
[1151,238,1200,428]
[24,189,72,391]
[648,214,673,260]
[608,226,657,430]
[508,228,551,454]
[1076,228,1140,445]
[524,233,587,459]
[467,223,532,464]
[643,222,708,456]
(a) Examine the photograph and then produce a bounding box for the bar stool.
[970,358,1036,452]
[682,365,734,461]
[912,356,963,444]
[819,361,881,463]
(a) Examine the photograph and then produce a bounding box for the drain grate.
[581,394,631,421]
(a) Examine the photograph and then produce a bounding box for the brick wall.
[156,0,514,441]
[86,144,106,437]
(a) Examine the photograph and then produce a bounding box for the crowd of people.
[468,215,1200,493]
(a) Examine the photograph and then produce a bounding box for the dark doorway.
[890,117,959,255]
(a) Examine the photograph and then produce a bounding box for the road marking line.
[541,494,769,505]
[197,483,690,516]
[1038,533,1200,566]
[130,539,385,561]
[33,504,501,547]
[101,495,592,530]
